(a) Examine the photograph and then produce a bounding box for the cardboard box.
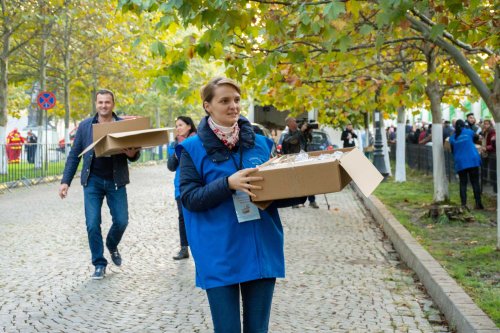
[79,117,171,157]
[250,148,383,202]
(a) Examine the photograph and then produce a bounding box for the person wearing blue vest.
[167,116,197,260]
[449,119,483,209]
[176,77,306,333]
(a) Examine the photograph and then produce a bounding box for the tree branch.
[410,9,495,56]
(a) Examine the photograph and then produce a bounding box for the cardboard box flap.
[339,148,383,197]
[93,117,150,141]
[108,127,172,138]
[79,136,105,157]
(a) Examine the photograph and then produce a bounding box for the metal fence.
[0,144,166,190]
[388,143,497,191]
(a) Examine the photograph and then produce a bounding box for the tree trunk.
[381,118,392,176]
[424,43,449,203]
[64,78,71,155]
[395,106,406,182]
[0,1,10,174]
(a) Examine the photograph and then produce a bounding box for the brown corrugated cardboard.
[250,148,383,202]
[79,117,171,157]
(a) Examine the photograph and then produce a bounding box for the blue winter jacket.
[449,128,481,172]
[61,113,140,187]
[167,141,181,199]
[177,116,305,290]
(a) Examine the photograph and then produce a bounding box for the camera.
[298,118,319,130]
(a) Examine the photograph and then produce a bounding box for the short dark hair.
[466,112,474,118]
[96,89,115,103]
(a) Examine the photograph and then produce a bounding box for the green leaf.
[429,24,445,41]
[168,60,188,78]
[359,24,373,36]
[324,1,346,20]
[132,37,141,48]
[375,34,385,50]
[151,41,167,57]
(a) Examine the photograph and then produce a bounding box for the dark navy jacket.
[177,116,305,289]
[61,113,140,188]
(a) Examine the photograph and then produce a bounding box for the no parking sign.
[37,91,56,110]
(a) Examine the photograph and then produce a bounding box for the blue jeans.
[206,278,276,333]
[83,174,129,267]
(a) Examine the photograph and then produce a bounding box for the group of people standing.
[60,78,307,332]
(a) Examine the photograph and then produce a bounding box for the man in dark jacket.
[58,89,140,280]
[281,117,306,154]
[281,117,318,208]
[341,123,357,148]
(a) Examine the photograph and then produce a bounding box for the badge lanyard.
[230,145,261,222]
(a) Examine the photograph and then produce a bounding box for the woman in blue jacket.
[449,119,483,209]
[177,77,305,333]
[167,116,197,260]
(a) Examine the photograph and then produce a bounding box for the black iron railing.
[0,144,166,190]
[388,143,496,191]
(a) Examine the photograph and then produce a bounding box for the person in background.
[59,89,140,280]
[281,117,306,154]
[449,119,483,210]
[465,113,481,144]
[25,129,38,164]
[442,120,453,143]
[418,124,432,145]
[167,116,197,260]
[281,117,318,209]
[480,119,496,193]
[341,123,357,148]
[177,77,306,333]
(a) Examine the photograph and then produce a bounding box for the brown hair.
[200,77,241,105]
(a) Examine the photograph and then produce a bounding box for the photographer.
[281,117,306,154]
[341,123,358,148]
[282,117,320,209]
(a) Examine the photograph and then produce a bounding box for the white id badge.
[232,190,261,223]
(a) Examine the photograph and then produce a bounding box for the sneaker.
[309,202,319,209]
[91,266,106,280]
[109,248,122,266]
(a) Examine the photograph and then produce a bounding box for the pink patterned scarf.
[208,117,240,149]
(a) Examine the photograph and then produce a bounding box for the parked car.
[276,129,336,155]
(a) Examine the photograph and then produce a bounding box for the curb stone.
[352,183,499,333]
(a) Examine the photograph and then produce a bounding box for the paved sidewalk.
[0,163,451,332]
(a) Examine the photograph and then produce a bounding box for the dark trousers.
[206,278,276,333]
[83,174,129,267]
[176,198,188,247]
[458,167,482,206]
[308,195,315,203]
[481,157,497,193]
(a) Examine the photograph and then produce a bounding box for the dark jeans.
[206,278,276,333]
[308,195,315,203]
[458,167,481,206]
[176,198,188,247]
[83,174,129,267]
